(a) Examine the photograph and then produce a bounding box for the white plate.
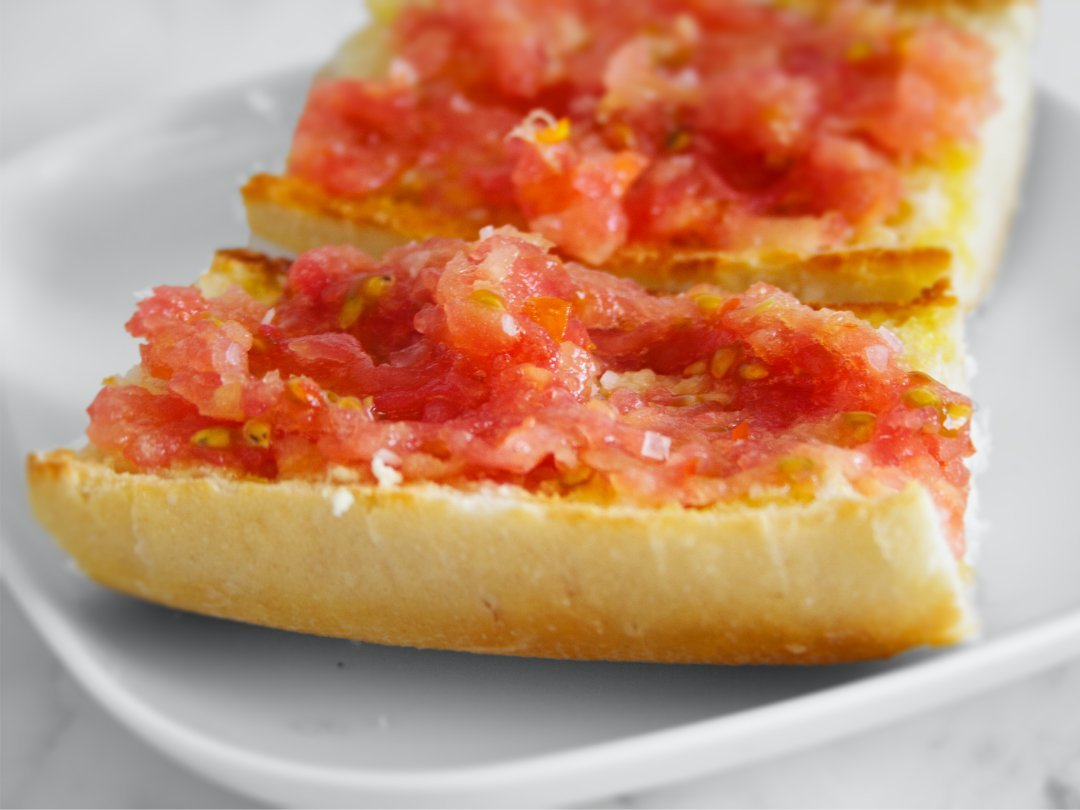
[2,72,1079,809]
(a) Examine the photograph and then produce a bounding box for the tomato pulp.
[88,230,973,555]
[288,0,994,264]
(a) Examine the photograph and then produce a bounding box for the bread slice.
[26,242,975,664]
[243,0,1034,307]
[27,449,969,664]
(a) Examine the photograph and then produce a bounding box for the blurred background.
[2,1,1079,807]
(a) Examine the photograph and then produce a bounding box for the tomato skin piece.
[525,296,572,341]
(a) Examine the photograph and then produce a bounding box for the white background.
[2,1,1079,807]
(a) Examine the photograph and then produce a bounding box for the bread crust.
[27,450,971,664]
[25,250,973,664]
[242,174,955,307]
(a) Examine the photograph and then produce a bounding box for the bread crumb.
[371,450,403,488]
[328,465,360,484]
[330,488,355,517]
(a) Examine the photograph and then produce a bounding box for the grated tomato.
[287,0,995,264]
[89,230,974,555]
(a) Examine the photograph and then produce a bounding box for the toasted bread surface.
[27,449,971,664]
[27,245,975,663]
[242,175,954,306]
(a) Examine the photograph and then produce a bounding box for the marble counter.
[3,1,1080,806]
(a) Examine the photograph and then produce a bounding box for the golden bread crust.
[244,173,478,246]
[606,244,954,307]
[27,450,971,664]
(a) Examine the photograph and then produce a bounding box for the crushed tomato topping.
[288,0,995,264]
[87,230,974,556]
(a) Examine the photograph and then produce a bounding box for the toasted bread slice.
[27,449,969,664]
[243,0,1034,306]
[27,242,975,663]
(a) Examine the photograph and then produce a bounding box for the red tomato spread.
[88,230,973,555]
[288,0,995,264]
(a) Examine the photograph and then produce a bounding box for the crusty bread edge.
[27,449,972,664]
[242,168,957,309]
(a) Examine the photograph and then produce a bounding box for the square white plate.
[2,71,1079,808]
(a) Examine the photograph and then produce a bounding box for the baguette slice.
[27,240,975,664]
[27,449,969,664]
[244,0,1035,307]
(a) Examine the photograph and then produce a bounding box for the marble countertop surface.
[3,1,1080,806]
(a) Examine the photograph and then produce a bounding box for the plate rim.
[5,540,1080,805]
